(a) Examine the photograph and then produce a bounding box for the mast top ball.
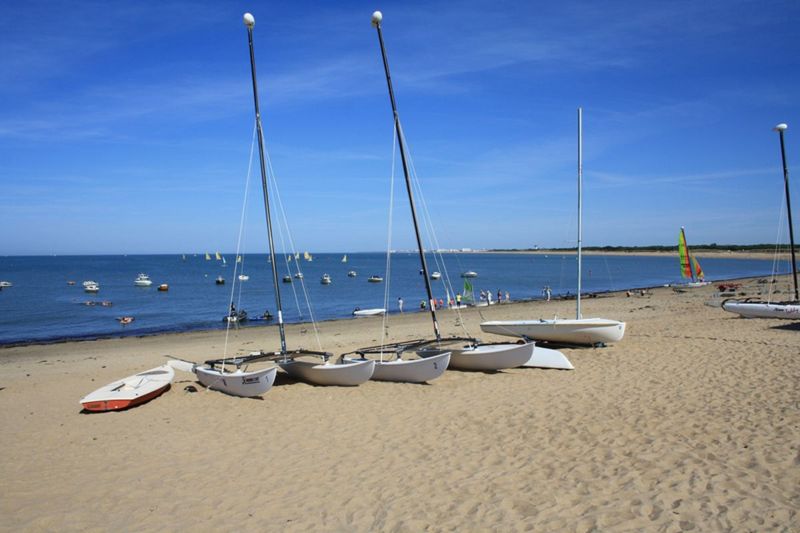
[243,13,255,28]
[371,11,383,27]
[774,123,788,132]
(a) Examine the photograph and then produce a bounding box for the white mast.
[577,107,583,319]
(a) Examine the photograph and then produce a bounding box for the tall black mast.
[774,123,798,301]
[244,13,287,352]
[371,11,441,341]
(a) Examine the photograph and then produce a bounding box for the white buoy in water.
[243,12,255,28]
[371,11,383,27]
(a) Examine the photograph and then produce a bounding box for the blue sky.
[1,0,798,255]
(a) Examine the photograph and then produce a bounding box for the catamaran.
[673,227,710,288]
[481,109,625,350]
[344,12,534,379]
[723,123,799,320]
[171,13,372,395]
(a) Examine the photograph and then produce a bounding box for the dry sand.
[1,277,798,531]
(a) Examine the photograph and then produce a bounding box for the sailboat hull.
[721,300,800,319]
[481,318,626,345]
[418,342,533,371]
[524,345,574,370]
[278,359,375,386]
[194,366,277,397]
[349,351,451,383]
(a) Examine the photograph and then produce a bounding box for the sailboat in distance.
[481,109,625,347]
[673,227,710,288]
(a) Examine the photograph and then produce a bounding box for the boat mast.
[371,11,441,341]
[244,13,287,352]
[774,123,798,301]
[577,108,583,319]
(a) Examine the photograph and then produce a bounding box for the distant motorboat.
[238,274,249,281]
[367,275,383,283]
[321,273,332,285]
[82,280,97,287]
[0,281,12,288]
[134,273,153,287]
[215,276,225,285]
[460,271,478,278]
[67,281,76,286]
[347,270,357,277]
[430,271,441,280]
[282,275,292,283]
[294,272,304,279]
[157,284,169,291]
[117,316,134,325]
[84,283,100,293]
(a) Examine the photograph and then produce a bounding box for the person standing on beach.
[456,293,462,306]
[398,297,404,313]
[497,289,502,303]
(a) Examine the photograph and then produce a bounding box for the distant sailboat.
[295,252,300,260]
[675,227,709,287]
[237,255,242,263]
[304,251,313,261]
[215,251,222,260]
[205,252,211,260]
[222,255,227,267]
[342,254,347,263]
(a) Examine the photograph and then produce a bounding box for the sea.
[0,252,786,346]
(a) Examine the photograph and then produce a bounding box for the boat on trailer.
[80,364,174,412]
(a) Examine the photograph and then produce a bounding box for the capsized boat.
[480,109,623,348]
[80,364,174,412]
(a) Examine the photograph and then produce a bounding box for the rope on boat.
[380,125,398,362]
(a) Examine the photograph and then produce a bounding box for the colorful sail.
[678,228,693,279]
[692,256,704,280]
[462,279,474,301]
[304,251,312,261]
[215,251,222,261]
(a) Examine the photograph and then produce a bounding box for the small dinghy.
[347,270,357,277]
[215,276,225,285]
[157,284,169,291]
[353,308,386,317]
[321,273,332,285]
[367,275,383,283]
[168,357,277,398]
[282,275,292,283]
[80,364,174,412]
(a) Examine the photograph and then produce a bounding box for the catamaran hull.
[353,308,386,317]
[418,342,532,371]
[721,300,800,319]
[481,318,626,345]
[278,359,375,386]
[524,346,574,370]
[359,351,451,383]
[194,366,277,397]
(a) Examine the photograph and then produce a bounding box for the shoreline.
[0,273,787,352]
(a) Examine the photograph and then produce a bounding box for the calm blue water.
[0,253,784,345]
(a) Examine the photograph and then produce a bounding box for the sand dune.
[1,277,798,531]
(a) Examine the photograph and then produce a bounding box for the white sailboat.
[342,254,348,263]
[481,108,625,349]
[723,123,799,320]
[346,12,532,378]
[173,13,372,395]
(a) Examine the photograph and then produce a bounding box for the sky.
[1,0,798,255]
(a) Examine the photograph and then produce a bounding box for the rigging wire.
[379,126,398,360]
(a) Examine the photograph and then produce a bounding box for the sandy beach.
[1,276,798,531]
